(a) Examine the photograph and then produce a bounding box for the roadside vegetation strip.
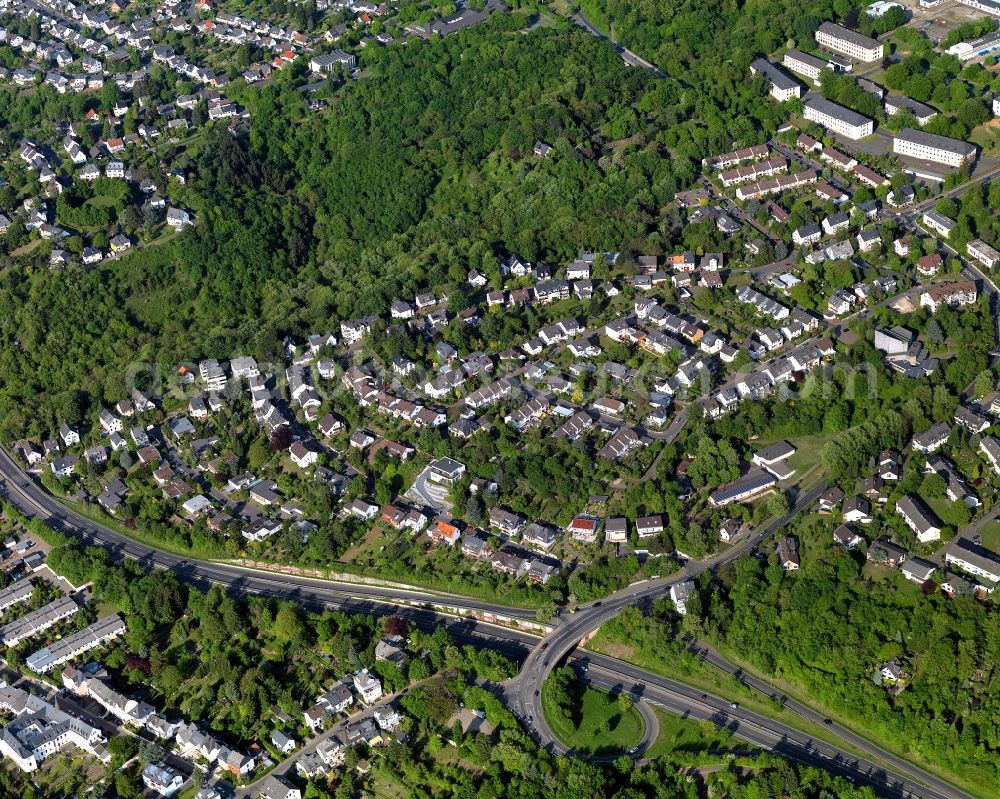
[37,487,549,611]
[583,634,899,774]
[642,707,755,762]
[541,668,646,756]
[707,642,994,799]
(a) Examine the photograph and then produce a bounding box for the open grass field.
[643,708,743,760]
[541,679,645,756]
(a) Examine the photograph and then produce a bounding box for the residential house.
[895,495,942,543]
[353,669,382,704]
[670,581,694,615]
[833,524,865,550]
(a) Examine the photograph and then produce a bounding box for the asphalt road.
[579,655,958,799]
[511,482,827,742]
[569,12,663,76]
[685,643,966,799]
[0,446,535,621]
[0,447,975,797]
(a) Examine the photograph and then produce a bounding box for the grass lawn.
[10,238,42,257]
[643,708,746,761]
[862,561,899,583]
[541,678,645,756]
[970,121,1000,157]
[751,431,835,476]
[978,521,1000,552]
[86,194,120,208]
[918,491,966,536]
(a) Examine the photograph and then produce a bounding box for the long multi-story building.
[720,156,788,186]
[0,579,34,615]
[803,97,874,140]
[944,541,1000,583]
[893,128,977,168]
[815,21,884,61]
[26,614,127,674]
[735,169,817,200]
[702,143,769,170]
[955,0,1000,19]
[749,58,802,100]
[782,49,832,85]
[884,95,938,125]
[0,597,78,647]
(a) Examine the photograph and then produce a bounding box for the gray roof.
[902,556,937,581]
[945,541,1000,582]
[750,58,799,91]
[895,128,976,158]
[755,441,795,463]
[895,495,939,533]
[784,49,829,71]
[885,95,937,119]
[805,96,872,128]
[816,21,881,51]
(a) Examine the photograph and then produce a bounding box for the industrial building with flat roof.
[803,97,874,140]
[968,240,1000,270]
[893,128,977,168]
[946,30,1000,61]
[815,21,884,61]
[708,470,777,506]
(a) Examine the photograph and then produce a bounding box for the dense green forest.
[687,547,1000,793]
[0,20,792,439]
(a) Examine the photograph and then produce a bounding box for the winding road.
[0,446,974,799]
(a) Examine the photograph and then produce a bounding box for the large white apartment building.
[803,97,874,140]
[749,58,802,100]
[884,94,937,125]
[944,541,1000,583]
[782,49,831,85]
[893,128,977,168]
[0,684,109,772]
[815,21,884,61]
[955,0,1000,18]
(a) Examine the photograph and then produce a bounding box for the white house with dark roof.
[670,580,694,615]
[911,422,950,454]
[833,524,865,550]
[895,495,941,543]
[979,435,1000,474]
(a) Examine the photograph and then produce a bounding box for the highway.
[509,478,973,799]
[0,446,537,621]
[0,446,975,798]
[578,655,956,799]
[511,482,829,748]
